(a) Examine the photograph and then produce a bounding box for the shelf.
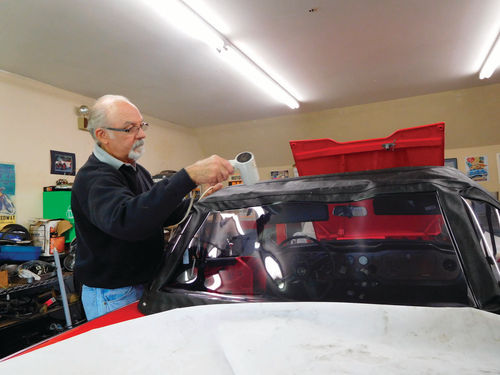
[0,301,85,358]
[0,273,72,296]
[0,301,80,330]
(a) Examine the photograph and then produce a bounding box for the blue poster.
[0,163,16,227]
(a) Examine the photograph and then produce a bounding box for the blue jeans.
[81,284,144,321]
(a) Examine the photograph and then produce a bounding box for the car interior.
[165,192,471,307]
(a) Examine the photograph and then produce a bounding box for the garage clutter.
[30,219,72,257]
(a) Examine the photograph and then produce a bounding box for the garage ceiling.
[1,0,499,127]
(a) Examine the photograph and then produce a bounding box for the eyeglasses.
[103,122,149,135]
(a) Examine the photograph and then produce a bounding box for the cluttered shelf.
[0,258,81,333]
[0,268,84,356]
[0,284,85,359]
[0,272,73,296]
[0,214,83,357]
[0,299,81,330]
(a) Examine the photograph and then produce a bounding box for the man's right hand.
[185,155,234,186]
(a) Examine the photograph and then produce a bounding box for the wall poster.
[465,156,489,181]
[0,163,16,228]
[270,170,289,179]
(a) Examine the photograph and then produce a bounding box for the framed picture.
[270,170,289,179]
[444,158,458,169]
[50,150,76,176]
[465,155,488,181]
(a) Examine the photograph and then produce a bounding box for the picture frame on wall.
[270,170,289,179]
[50,150,76,176]
[465,155,488,181]
[444,158,458,169]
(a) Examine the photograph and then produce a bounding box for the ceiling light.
[218,45,300,109]
[479,33,500,79]
[141,0,300,109]
[183,0,230,34]
[142,0,224,49]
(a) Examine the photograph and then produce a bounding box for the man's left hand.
[201,183,223,199]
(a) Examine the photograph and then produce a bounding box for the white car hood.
[2,302,500,374]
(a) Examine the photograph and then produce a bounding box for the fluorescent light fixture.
[184,0,230,35]
[142,0,300,109]
[479,33,500,79]
[218,45,300,109]
[142,0,224,49]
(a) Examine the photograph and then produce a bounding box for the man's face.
[100,101,146,163]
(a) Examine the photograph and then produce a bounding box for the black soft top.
[199,166,498,211]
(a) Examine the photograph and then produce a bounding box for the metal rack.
[0,250,73,329]
[0,273,72,296]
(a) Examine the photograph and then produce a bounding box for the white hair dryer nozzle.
[230,151,260,185]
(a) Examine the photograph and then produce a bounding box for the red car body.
[5,302,143,360]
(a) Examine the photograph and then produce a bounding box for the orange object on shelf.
[49,236,65,254]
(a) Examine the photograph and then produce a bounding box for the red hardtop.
[290,122,444,176]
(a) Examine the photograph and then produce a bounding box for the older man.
[71,95,233,320]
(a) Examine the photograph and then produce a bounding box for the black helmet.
[0,224,31,244]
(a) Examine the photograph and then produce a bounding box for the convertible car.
[3,124,500,373]
[141,123,500,316]
[140,164,500,315]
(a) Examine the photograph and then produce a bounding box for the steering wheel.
[273,235,334,301]
[278,235,321,248]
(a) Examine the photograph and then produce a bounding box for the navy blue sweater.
[71,154,196,288]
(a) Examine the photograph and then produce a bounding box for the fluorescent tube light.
[184,0,230,35]
[218,45,300,109]
[142,0,224,49]
[142,0,300,109]
[479,33,500,79]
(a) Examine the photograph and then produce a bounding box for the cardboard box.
[29,219,72,256]
[0,270,8,288]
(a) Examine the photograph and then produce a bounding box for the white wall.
[445,145,500,196]
[251,144,500,199]
[2,70,500,228]
[196,83,500,194]
[0,71,204,228]
[195,83,500,168]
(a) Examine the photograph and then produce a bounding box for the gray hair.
[87,94,134,143]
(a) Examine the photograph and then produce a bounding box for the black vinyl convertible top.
[199,166,499,211]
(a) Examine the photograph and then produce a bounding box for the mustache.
[132,139,145,149]
[129,139,145,161]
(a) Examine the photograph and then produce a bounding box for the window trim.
[462,198,500,281]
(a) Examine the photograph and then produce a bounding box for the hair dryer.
[229,151,260,185]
